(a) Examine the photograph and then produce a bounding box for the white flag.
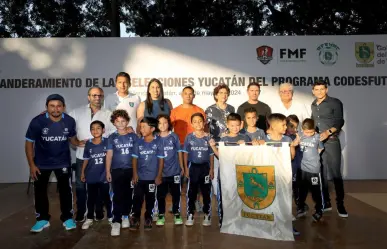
[219,143,294,241]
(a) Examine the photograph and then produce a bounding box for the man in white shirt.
[69,87,116,222]
[104,72,141,130]
[271,83,311,129]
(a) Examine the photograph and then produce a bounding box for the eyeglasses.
[89,94,104,98]
[280,90,293,94]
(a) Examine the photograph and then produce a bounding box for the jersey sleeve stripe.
[131,154,139,158]
[25,137,34,142]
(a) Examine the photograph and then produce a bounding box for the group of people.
[25,71,348,237]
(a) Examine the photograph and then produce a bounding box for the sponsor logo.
[256,45,273,65]
[355,42,374,67]
[174,175,180,184]
[311,177,319,185]
[279,48,307,63]
[236,165,275,210]
[204,175,210,184]
[149,184,155,192]
[317,43,339,65]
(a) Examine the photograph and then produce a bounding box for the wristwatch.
[328,129,333,135]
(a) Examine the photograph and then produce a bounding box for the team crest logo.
[256,45,273,65]
[317,43,339,65]
[63,127,69,135]
[114,138,119,144]
[129,102,134,107]
[236,165,276,210]
[189,141,195,146]
[139,145,143,150]
[152,144,157,150]
[355,42,375,67]
[89,149,92,154]
[42,128,49,135]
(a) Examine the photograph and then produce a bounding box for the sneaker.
[296,208,307,218]
[111,222,120,236]
[153,212,159,222]
[293,227,300,236]
[323,202,332,212]
[185,214,194,226]
[202,214,211,226]
[144,218,152,230]
[63,219,76,231]
[30,220,50,233]
[312,212,323,222]
[195,201,203,213]
[82,219,93,230]
[156,215,165,226]
[174,214,183,225]
[75,214,85,223]
[129,217,140,231]
[122,216,129,228]
[337,204,348,218]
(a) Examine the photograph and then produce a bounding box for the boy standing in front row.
[80,121,112,230]
[296,119,325,222]
[130,117,165,230]
[183,113,214,227]
[106,110,138,236]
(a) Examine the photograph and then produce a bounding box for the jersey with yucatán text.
[183,133,214,164]
[25,113,76,169]
[83,138,108,183]
[299,133,324,174]
[107,131,138,169]
[159,132,182,177]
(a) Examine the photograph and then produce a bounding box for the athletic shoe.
[153,212,159,222]
[144,218,152,230]
[293,227,300,236]
[156,215,165,226]
[202,214,211,226]
[174,214,183,225]
[185,214,194,226]
[122,216,130,228]
[30,220,50,233]
[296,208,307,218]
[312,212,323,222]
[111,222,120,236]
[337,204,348,218]
[82,219,93,230]
[323,202,332,212]
[129,217,140,231]
[63,219,76,231]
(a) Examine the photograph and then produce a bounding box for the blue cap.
[46,94,65,106]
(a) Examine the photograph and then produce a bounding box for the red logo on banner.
[256,46,273,65]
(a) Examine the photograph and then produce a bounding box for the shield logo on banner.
[129,102,134,107]
[256,46,273,65]
[236,165,276,210]
[355,42,374,64]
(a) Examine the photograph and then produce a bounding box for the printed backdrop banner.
[0,36,387,182]
[219,143,293,241]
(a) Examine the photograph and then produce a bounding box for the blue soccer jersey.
[107,131,138,169]
[132,136,165,180]
[159,132,183,177]
[265,134,292,147]
[83,138,108,183]
[183,133,214,164]
[299,133,324,174]
[25,113,76,169]
[240,128,266,141]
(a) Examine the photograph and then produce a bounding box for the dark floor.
[0,181,386,249]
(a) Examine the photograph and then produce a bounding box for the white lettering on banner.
[41,136,67,142]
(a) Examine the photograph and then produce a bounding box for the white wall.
[0,36,386,182]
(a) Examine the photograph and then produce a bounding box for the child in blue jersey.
[106,110,138,236]
[155,114,185,226]
[240,107,266,144]
[130,117,165,230]
[265,113,300,236]
[80,120,112,230]
[183,113,214,227]
[296,119,325,222]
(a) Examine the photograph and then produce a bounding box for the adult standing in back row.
[237,82,271,131]
[105,72,141,131]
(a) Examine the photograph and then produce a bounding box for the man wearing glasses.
[271,82,311,131]
[69,87,116,222]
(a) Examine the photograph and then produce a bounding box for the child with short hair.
[240,107,266,144]
[106,110,138,236]
[130,117,165,230]
[81,121,112,230]
[155,114,184,226]
[296,118,324,222]
[265,113,300,235]
[183,113,214,227]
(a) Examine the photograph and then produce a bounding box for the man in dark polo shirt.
[237,82,271,131]
[311,80,348,218]
[25,94,83,232]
